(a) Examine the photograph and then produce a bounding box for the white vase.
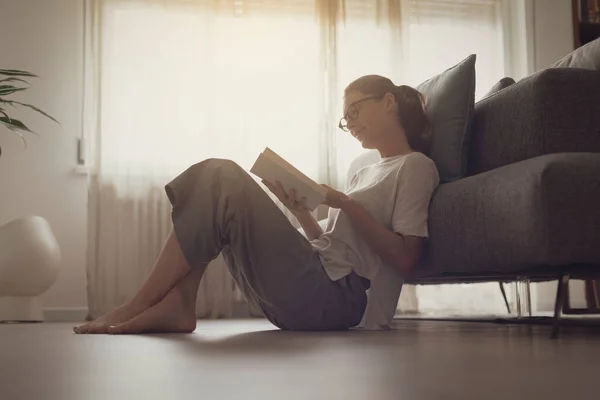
[0,216,61,322]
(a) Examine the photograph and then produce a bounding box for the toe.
[86,323,109,334]
[108,323,124,334]
[73,322,92,334]
[108,319,141,335]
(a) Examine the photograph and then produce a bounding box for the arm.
[293,210,324,241]
[321,154,437,276]
[338,197,423,276]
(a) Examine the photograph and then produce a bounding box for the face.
[340,90,397,149]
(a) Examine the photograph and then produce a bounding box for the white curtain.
[84,0,508,320]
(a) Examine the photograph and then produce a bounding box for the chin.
[360,140,375,149]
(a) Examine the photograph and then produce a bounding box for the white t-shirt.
[311,151,440,330]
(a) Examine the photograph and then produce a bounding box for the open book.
[250,147,327,211]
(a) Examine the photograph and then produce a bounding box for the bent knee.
[188,158,244,177]
[202,158,241,170]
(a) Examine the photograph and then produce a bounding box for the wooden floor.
[1,318,600,400]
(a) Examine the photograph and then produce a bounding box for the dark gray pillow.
[416,54,476,183]
[551,37,600,71]
[481,77,516,100]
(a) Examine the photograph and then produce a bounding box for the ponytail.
[393,85,432,154]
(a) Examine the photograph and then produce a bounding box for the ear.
[383,92,397,113]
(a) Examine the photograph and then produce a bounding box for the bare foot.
[107,287,197,335]
[73,303,146,334]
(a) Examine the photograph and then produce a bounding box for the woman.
[73,75,440,334]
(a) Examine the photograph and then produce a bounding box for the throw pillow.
[551,37,600,71]
[416,54,477,183]
[481,77,516,100]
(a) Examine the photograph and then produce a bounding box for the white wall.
[505,0,574,78]
[0,0,88,319]
[502,0,535,81]
[531,0,575,71]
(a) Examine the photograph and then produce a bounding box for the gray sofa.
[407,67,600,336]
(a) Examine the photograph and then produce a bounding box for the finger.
[263,181,290,204]
[299,198,309,211]
[263,181,282,198]
[290,188,298,203]
[275,181,288,199]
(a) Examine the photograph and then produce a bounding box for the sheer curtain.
[84,0,508,320]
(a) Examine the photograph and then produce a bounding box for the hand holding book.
[320,184,352,209]
[262,180,310,216]
[250,147,328,211]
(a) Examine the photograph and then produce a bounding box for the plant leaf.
[0,100,60,125]
[0,118,29,149]
[0,116,35,135]
[0,77,29,85]
[0,69,38,78]
[0,109,10,121]
[0,86,27,96]
[0,101,15,108]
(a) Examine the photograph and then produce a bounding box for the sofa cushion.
[416,54,476,183]
[414,153,600,279]
[481,77,516,100]
[551,37,600,71]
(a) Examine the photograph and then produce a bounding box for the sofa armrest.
[416,153,600,278]
[468,68,600,176]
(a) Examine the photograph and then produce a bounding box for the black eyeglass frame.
[338,94,385,132]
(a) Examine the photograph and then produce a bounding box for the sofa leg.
[551,274,569,339]
[499,282,511,314]
[526,280,532,317]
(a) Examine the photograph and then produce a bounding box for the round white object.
[0,216,61,322]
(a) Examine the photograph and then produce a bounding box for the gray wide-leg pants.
[164,158,369,331]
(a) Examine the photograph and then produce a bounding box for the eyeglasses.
[338,95,383,132]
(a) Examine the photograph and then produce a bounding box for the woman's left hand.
[321,184,352,209]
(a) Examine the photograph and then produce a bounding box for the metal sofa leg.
[551,273,569,339]
[526,280,532,317]
[499,282,511,314]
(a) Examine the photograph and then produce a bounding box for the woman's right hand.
[262,180,309,216]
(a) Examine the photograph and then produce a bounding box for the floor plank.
[1,319,600,400]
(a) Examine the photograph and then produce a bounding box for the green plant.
[0,69,60,158]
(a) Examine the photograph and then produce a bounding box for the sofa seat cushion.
[412,153,600,279]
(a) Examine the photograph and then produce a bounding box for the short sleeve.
[391,154,440,237]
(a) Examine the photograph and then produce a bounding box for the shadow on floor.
[143,325,371,356]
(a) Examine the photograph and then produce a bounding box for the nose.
[346,119,357,132]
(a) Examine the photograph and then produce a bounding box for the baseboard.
[43,307,89,322]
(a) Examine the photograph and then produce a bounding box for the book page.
[250,148,326,211]
[262,148,327,195]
